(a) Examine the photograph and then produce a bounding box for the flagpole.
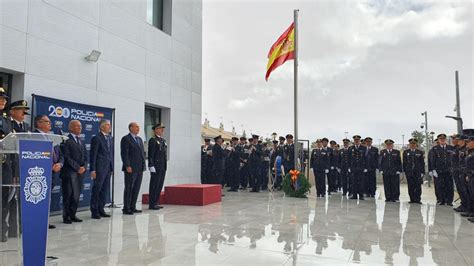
[293,9,299,171]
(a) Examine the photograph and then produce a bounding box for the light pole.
[272,132,277,141]
[421,111,431,187]
[402,134,405,148]
[344,131,348,139]
[445,71,463,134]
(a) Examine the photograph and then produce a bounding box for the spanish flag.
[265,23,295,81]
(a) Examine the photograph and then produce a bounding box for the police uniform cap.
[342,138,350,143]
[240,137,247,141]
[384,139,394,144]
[0,87,8,99]
[458,135,469,141]
[321,137,329,142]
[214,135,222,141]
[248,138,253,142]
[279,136,285,141]
[437,133,447,139]
[152,123,165,130]
[257,140,262,144]
[10,100,30,114]
[252,134,259,139]
[272,140,278,144]
[364,137,373,141]
[408,138,418,143]
[286,134,293,139]
[204,138,211,142]
[330,140,336,144]
[231,137,239,141]
[353,135,361,140]
[462,129,474,137]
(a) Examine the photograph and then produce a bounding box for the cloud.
[202,0,472,141]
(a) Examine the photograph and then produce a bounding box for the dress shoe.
[468,217,474,223]
[71,217,83,222]
[227,189,238,192]
[91,214,101,219]
[454,206,465,212]
[99,212,111,218]
[123,210,134,215]
[437,202,445,206]
[447,203,453,206]
[149,206,160,210]
[156,205,164,209]
[132,209,142,213]
[460,212,473,217]
[1,235,7,242]
[49,224,56,229]
[350,197,358,200]
[63,218,72,224]
[359,197,365,200]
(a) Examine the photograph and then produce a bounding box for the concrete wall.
[0,0,202,205]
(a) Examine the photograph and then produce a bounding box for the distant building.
[201,118,241,143]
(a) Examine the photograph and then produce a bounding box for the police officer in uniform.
[284,134,295,172]
[239,137,251,189]
[364,137,379,198]
[227,137,240,192]
[211,135,226,187]
[201,138,212,184]
[329,140,339,193]
[9,100,30,133]
[321,138,334,194]
[379,139,402,202]
[428,138,440,202]
[148,123,167,210]
[311,139,330,197]
[338,139,351,195]
[0,88,14,242]
[462,131,474,222]
[403,138,425,204]
[348,135,367,200]
[261,142,271,191]
[451,135,469,213]
[429,133,455,206]
[248,135,263,192]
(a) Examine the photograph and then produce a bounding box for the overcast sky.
[202,0,473,144]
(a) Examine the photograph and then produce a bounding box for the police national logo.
[23,167,48,204]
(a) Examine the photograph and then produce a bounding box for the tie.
[107,135,111,150]
[19,122,24,131]
[75,136,80,145]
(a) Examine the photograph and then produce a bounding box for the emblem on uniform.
[23,166,48,204]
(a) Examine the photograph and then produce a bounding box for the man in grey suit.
[120,122,145,215]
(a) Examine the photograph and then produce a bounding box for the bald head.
[68,120,82,135]
[128,122,140,135]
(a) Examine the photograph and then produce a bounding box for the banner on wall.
[32,95,115,212]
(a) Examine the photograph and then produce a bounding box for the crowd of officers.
[202,131,474,223]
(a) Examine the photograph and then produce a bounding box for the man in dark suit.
[147,123,167,210]
[89,119,114,219]
[211,135,225,186]
[34,115,64,229]
[403,138,425,204]
[120,122,145,215]
[429,133,455,205]
[61,120,87,224]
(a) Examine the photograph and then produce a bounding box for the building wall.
[0,0,202,205]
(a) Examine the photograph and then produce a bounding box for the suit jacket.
[310,148,331,172]
[61,133,87,179]
[148,135,167,171]
[349,145,367,171]
[120,133,145,173]
[428,145,455,173]
[211,144,226,173]
[33,129,64,183]
[90,132,114,173]
[403,149,425,175]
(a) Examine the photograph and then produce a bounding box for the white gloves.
[325,169,329,174]
[433,170,438,177]
[420,173,424,178]
[331,167,334,170]
[363,169,368,173]
[396,171,401,175]
[380,171,383,175]
[337,168,341,173]
[428,171,433,177]
[149,167,156,173]
[348,169,351,173]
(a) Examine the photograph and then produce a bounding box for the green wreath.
[282,171,311,198]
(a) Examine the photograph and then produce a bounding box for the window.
[0,72,12,98]
[147,0,172,35]
[145,106,162,142]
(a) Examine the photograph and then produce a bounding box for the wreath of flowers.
[282,170,311,198]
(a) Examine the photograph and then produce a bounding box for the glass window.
[146,0,172,35]
[144,106,161,157]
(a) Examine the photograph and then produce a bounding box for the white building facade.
[0,0,202,205]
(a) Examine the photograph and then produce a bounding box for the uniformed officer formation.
[201,134,295,193]
[0,87,170,243]
[201,132,474,223]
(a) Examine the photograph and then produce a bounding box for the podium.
[0,132,65,266]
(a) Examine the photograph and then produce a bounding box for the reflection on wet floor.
[0,184,472,265]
